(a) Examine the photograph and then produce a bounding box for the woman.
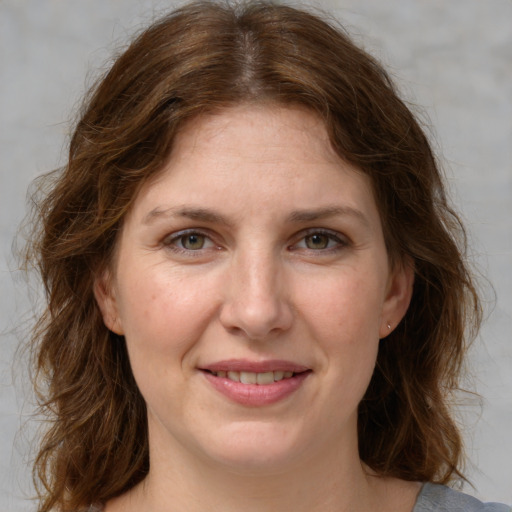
[24,1,509,511]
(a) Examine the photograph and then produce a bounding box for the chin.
[199,421,307,473]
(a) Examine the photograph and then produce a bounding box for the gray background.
[1,0,511,509]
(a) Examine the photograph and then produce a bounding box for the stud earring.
[387,323,391,330]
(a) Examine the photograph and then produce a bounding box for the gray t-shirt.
[414,483,511,512]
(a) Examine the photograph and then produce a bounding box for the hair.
[24,1,481,510]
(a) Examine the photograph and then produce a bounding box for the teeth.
[273,371,285,381]
[213,370,296,384]
[240,371,257,384]
[256,371,274,385]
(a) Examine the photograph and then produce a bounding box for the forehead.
[169,104,340,166]
[127,104,380,229]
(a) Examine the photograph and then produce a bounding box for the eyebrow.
[143,206,233,227]
[287,206,370,227]
[143,205,370,227]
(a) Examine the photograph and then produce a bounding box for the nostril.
[218,261,294,339]
[219,300,293,340]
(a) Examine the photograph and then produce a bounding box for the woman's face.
[96,105,412,473]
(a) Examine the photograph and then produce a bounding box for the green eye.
[304,233,330,250]
[291,230,347,253]
[164,230,217,254]
[179,234,206,250]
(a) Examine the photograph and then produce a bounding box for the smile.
[208,370,295,384]
[201,360,311,406]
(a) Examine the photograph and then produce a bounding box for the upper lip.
[199,359,310,373]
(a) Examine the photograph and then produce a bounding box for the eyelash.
[289,229,349,254]
[162,228,349,256]
[162,229,218,256]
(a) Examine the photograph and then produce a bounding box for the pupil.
[183,234,204,249]
[307,234,328,249]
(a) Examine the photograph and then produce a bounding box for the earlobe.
[379,259,414,339]
[93,271,124,335]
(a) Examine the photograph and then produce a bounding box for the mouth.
[204,369,299,385]
[199,360,311,406]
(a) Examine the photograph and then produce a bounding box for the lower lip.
[202,371,310,406]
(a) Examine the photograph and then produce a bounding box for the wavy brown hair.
[24,1,481,510]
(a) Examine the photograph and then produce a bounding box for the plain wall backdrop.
[1,1,511,510]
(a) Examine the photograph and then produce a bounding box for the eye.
[163,230,216,252]
[304,233,333,250]
[178,233,208,250]
[291,230,348,252]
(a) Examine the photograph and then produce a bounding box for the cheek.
[115,268,222,415]
[299,269,385,341]
[296,270,384,394]
[116,266,219,361]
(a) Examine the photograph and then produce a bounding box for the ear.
[379,258,414,339]
[93,270,124,335]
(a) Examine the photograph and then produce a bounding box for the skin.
[95,104,418,512]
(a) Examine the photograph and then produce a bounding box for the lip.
[201,359,310,373]
[199,359,311,407]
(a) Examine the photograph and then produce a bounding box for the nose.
[219,247,293,340]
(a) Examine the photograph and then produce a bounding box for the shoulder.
[414,483,511,512]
